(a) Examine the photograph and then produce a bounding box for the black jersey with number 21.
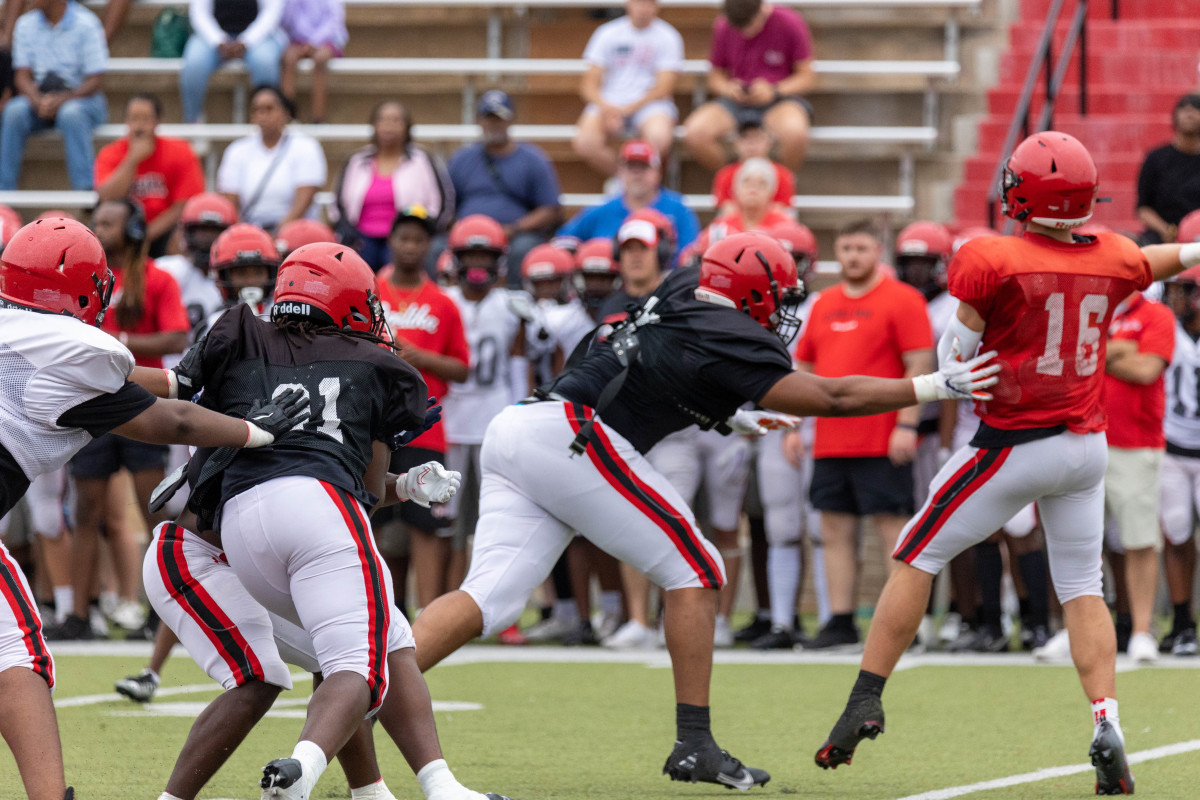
[192,304,428,511]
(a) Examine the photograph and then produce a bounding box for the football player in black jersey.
[0,218,310,800]
[408,231,1000,790]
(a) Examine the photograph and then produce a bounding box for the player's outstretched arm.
[759,347,1000,418]
[1145,242,1200,282]
[110,389,310,449]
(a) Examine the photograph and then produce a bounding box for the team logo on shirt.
[764,50,785,66]
[387,303,440,334]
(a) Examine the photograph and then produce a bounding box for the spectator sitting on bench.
[180,0,286,123]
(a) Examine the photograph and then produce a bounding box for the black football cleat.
[64,789,74,800]
[1090,720,1134,795]
[663,737,770,791]
[260,757,306,798]
[815,695,885,769]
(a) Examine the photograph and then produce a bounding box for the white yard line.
[893,739,1200,800]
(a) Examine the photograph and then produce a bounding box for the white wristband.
[394,472,410,503]
[164,369,178,400]
[243,421,274,448]
[912,374,939,404]
[1181,242,1200,269]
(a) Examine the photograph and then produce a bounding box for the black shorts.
[370,446,450,535]
[809,456,914,517]
[717,95,814,129]
[69,433,169,480]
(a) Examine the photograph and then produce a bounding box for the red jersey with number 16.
[947,231,1153,434]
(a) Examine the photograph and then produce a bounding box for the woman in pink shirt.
[331,101,456,271]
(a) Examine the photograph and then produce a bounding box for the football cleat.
[1090,720,1133,795]
[663,737,770,791]
[734,615,772,643]
[261,758,307,799]
[64,789,74,800]
[815,695,885,769]
[114,669,158,703]
[1171,627,1198,656]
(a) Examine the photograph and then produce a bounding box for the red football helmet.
[574,238,617,275]
[952,225,1001,254]
[275,218,337,257]
[449,215,508,284]
[0,205,23,250]
[697,231,805,344]
[181,193,237,231]
[209,223,281,305]
[1001,131,1098,229]
[272,243,384,335]
[0,218,113,326]
[435,249,456,286]
[678,229,711,269]
[521,244,575,281]
[765,220,818,279]
[895,221,953,296]
[1177,210,1200,244]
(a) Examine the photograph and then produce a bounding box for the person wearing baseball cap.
[1137,92,1200,244]
[444,89,562,286]
[558,139,699,267]
[572,0,683,177]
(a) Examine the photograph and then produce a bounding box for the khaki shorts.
[1105,447,1163,552]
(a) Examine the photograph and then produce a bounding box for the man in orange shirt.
[94,93,205,257]
[815,132,1200,794]
[791,218,933,650]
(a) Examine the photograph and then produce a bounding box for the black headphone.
[117,198,147,248]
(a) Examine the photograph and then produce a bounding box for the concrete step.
[1019,0,1197,20]
[999,49,1198,86]
[985,86,1183,118]
[974,114,1171,156]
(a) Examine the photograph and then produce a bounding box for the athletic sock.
[767,543,802,630]
[828,613,856,632]
[351,778,397,800]
[975,542,1004,629]
[1173,602,1194,633]
[676,703,711,743]
[52,586,73,625]
[1017,551,1050,627]
[599,590,622,617]
[552,599,579,624]
[290,739,327,793]
[1091,697,1124,744]
[417,758,484,800]
[156,793,184,800]
[849,669,886,702]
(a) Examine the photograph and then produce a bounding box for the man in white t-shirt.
[571,0,683,177]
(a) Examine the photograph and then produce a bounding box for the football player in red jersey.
[815,131,1200,795]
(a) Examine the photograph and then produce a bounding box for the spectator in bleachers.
[790,218,932,650]
[180,0,285,123]
[683,0,814,172]
[702,157,793,239]
[445,89,562,285]
[0,0,107,190]
[94,93,206,258]
[332,100,455,271]
[571,0,683,178]
[1137,93,1200,244]
[280,0,346,123]
[217,85,326,231]
[712,120,792,216]
[558,139,698,266]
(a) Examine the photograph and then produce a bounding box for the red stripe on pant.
[156,524,266,685]
[897,447,1012,564]
[0,546,52,687]
[564,404,724,589]
[320,483,389,712]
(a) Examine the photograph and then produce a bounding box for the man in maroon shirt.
[682,0,815,171]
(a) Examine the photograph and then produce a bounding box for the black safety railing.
[986,0,1093,228]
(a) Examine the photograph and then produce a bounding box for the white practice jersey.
[544,299,595,358]
[0,309,135,479]
[156,255,224,334]
[920,290,958,424]
[1165,321,1200,450]
[443,286,522,444]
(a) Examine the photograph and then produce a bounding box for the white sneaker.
[938,612,962,644]
[603,619,657,649]
[88,606,109,638]
[593,611,622,642]
[521,615,576,643]
[1128,632,1158,664]
[110,599,147,631]
[1033,629,1071,662]
[713,616,733,648]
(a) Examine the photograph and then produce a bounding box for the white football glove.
[727,408,803,436]
[395,462,462,508]
[912,340,1002,402]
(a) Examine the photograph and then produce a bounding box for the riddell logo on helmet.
[274,301,312,316]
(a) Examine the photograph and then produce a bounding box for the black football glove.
[245,387,311,442]
[171,338,206,402]
[392,396,441,449]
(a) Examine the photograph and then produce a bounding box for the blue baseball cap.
[477,89,514,120]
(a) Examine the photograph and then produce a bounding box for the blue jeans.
[0,93,107,190]
[357,234,391,273]
[179,34,285,122]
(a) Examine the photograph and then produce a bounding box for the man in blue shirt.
[443,90,562,286]
[0,0,108,190]
[558,139,700,267]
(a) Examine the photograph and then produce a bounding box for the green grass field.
[8,645,1200,800]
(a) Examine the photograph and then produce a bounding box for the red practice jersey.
[948,231,1153,434]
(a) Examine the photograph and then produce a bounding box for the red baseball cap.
[620,139,661,168]
[617,217,659,247]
